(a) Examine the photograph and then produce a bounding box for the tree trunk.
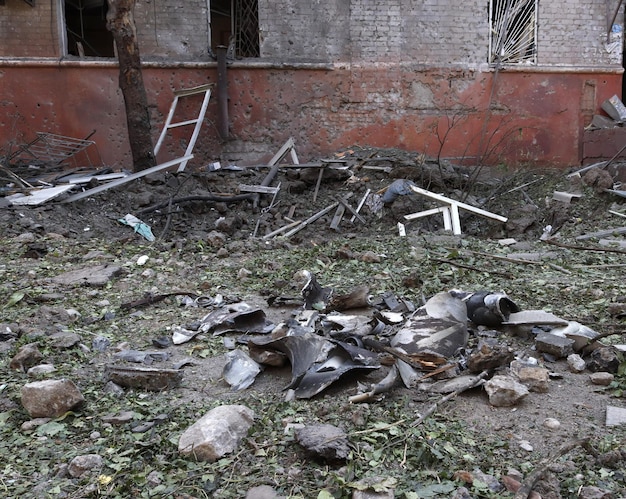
[106,0,156,172]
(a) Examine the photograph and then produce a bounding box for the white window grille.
[489,0,537,65]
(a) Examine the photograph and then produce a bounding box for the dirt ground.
[1,147,626,498]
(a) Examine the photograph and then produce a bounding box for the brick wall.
[133,0,209,61]
[0,0,59,58]
[0,0,621,67]
[0,0,624,168]
[259,0,351,61]
[539,0,619,66]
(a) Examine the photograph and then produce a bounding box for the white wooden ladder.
[154,83,213,172]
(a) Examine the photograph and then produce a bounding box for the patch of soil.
[1,147,626,497]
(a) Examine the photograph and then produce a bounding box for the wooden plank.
[62,155,193,203]
[283,202,339,238]
[329,204,346,230]
[404,207,448,221]
[409,185,508,223]
[262,220,302,239]
[336,194,366,224]
[313,166,325,203]
[350,189,370,223]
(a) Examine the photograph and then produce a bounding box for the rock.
[21,379,85,418]
[105,365,183,391]
[295,424,350,461]
[101,411,136,425]
[178,405,254,462]
[245,485,285,499]
[27,363,56,376]
[206,230,227,248]
[467,339,515,373]
[543,418,561,430]
[510,361,550,393]
[0,322,19,341]
[589,372,614,386]
[502,474,541,498]
[519,440,534,452]
[587,347,621,374]
[14,232,36,243]
[567,353,586,373]
[68,454,103,478]
[450,487,472,499]
[214,216,242,236]
[51,264,122,287]
[472,469,504,492]
[483,375,529,407]
[9,343,44,372]
[21,417,52,431]
[49,331,81,349]
[103,381,125,397]
[578,485,615,499]
[583,168,613,192]
[360,250,382,263]
[353,487,394,498]
[92,335,111,352]
[535,332,575,359]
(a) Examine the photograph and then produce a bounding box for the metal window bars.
[234,0,260,58]
[489,0,537,65]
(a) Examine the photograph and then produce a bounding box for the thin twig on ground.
[410,371,489,427]
[513,438,589,499]
[545,238,626,255]
[433,257,514,278]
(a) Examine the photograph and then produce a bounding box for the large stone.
[68,454,103,478]
[510,361,550,393]
[587,346,622,374]
[535,332,575,359]
[21,379,85,418]
[51,264,122,287]
[178,405,254,462]
[483,375,529,407]
[9,343,44,372]
[467,339,514,373]
[567,353,586,373]
[295,424,350,461]
[589,372,614,386]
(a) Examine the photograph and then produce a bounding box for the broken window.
[489,0,537,65]
[64,0,115,57]
[210,0,260,58]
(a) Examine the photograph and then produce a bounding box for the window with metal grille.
[489,0,537,65]
[210,0,259,58]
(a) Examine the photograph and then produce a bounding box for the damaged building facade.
[0,0,624,169]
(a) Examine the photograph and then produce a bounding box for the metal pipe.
[216,45,229,140]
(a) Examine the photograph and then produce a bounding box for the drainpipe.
[216,45,229,140]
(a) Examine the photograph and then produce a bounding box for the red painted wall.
[0,63,622,169]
